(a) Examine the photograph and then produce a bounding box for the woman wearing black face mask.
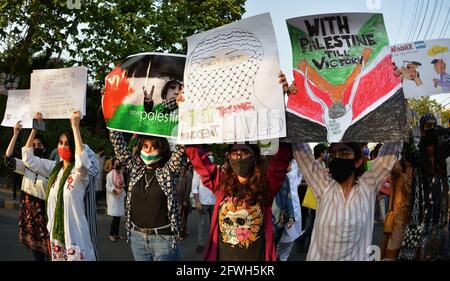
[186,142,292,261]
[399,113,450,261]
[4,121,50,261]
[293,142,401,261]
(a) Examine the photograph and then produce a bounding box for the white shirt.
[24,144,96,261]
[11,147,51,200]
[293,143,401,261]
[105,170,125,217]
[96,156,105,191]
[279,159,303,243]
[191,169,216,206]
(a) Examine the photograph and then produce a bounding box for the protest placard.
[285,13,407,142]
[178,12,286,144]
[391,38,450,98]
[1,89,32,128]
[30,66,87,119]
[103,53,185,138]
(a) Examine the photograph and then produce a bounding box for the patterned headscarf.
[419,112,437,131]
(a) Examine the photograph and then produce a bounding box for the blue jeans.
[130,229,180,261]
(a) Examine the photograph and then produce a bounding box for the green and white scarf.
[45,161,75,244]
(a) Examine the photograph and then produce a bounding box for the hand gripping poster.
[102,53,186,138]
[177,13,286,144]
[391,39,450,98]
[285,13,407,143]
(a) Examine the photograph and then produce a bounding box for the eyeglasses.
[229,150,253,159]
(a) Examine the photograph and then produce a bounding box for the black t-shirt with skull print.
[217,196,265,261]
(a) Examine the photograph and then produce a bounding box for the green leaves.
[0,0,245,84]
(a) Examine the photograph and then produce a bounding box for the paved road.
[0,204,385,261]
[0,186,383,261]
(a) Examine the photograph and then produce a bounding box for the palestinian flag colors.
[286,13,404,142]
[102,53,186,138]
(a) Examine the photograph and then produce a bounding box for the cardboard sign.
[178,13,286,144]
[285,13,406,142]
[103,53,186,138]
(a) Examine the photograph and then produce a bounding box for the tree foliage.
[0,0,246,177]
[408,96,449,126]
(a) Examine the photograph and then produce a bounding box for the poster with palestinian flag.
[285,13,407,142]
[102,53,185,138]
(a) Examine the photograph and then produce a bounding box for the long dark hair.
[219,144,271,206]
[57,131,75,163]
[345,142,365,179]
[137,135,171,166]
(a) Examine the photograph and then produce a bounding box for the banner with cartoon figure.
[103,53,185,138]
[285,13,407,143]
[391,39,450,98]
[177,13,286,144]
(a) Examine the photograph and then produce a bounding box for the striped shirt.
[293,143,402,261]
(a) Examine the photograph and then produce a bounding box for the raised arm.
[6,122,22,157]
[360,143,402,192]
[70,110,84,155]
[109,130,135,173]
[266,142,293,199]
[293,143,333,199]
[162,145,187,177]
[186,146,220,193]
[22,146,55,178]
[5,124,25,175]
[5,122,27,175]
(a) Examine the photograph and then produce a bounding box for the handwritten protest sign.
[178,13,286,144]
[391,38,450,98]
[1,90,32,128]
[285,13,406,143]
[30,66,87,119]
[103,53,185,138]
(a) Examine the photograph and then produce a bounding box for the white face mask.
[140,151,161,166]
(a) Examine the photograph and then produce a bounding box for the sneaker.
[109,235,116,242]
[195,245,204,254]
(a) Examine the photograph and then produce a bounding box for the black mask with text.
[229,157,256,177]
[329,158,355,183]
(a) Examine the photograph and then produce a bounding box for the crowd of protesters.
[2,69,449,262]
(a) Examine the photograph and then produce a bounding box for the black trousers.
[32,249,48,261]
[110,216,121,236]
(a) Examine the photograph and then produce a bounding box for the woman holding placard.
[22,111,99,261]
[4,121,50,260]
[108,129,187,261]
[182,74,293,261]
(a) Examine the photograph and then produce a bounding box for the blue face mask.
[207,154,214,163]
